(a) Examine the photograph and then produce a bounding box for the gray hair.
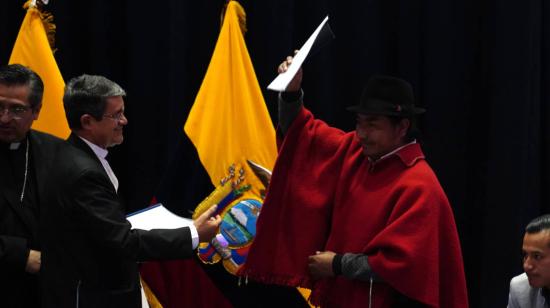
[63,74,126,130]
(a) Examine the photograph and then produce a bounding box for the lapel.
[67,133,103,166]
[67,133,117,194]
[0,135,34,232]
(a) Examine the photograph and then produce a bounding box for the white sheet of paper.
[127,203,193,230]
[267,16,329,91]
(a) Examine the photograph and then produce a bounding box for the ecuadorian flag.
[141,1,310,306]
[184,1,276,194]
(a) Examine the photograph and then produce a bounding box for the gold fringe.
[23,0,57,53]
[220,0,247,34]
[192,183,233,219]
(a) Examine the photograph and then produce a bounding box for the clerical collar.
[0,140,23,150]
[9,142,21,150]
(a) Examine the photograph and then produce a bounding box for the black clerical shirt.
[1,138,40,249]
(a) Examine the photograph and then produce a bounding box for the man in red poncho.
[241,55,468,308]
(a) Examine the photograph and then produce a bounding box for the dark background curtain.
[2,0,550,307]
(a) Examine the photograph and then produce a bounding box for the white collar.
[368,140,417,163]
[78,136,108,159]
[78,136,119,192]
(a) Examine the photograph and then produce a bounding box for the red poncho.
[241,107,468,307]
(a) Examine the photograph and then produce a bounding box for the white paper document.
[127,203,193,230]
[267,16,331,91]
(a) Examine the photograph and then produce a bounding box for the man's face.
[523,231,550,288]
[355,114,409,160]
[86,96,128,149]
[0,84,39,143]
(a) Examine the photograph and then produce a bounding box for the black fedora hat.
[346,75,426,117]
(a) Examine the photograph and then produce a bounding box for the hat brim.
[346,104,426,116]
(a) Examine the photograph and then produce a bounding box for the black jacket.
[40,133,194,308]
[0,130,64,308]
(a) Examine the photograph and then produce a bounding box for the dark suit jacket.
[40,133,194,308]
[0,130,64,308]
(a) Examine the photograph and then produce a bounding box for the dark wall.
[2,0,550,307]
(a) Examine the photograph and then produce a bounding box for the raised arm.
[277,53,304,135]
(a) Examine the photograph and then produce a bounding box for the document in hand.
[126,203,193,230]
[267,15,335,91]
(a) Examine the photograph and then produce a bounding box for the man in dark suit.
[40,74,222,308]
[0,64,64,308]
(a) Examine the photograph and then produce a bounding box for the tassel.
[220,0,247,34]
[192,183,232,219]
[39,10,57,53]
[368,276,373,308]
[23,0,58,53]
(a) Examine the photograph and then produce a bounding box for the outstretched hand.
[193,204,222,243]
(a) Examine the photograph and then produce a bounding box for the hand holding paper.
[277,52,303,92]
[127,203,221,243]
[268,15,334,91]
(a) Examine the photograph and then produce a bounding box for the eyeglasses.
[0,104,31,120]
[103,111,126,122]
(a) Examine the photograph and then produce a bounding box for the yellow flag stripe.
[184,1,276,187]
[9,5,70,139]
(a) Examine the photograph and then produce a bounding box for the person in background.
[508,214,550,308]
